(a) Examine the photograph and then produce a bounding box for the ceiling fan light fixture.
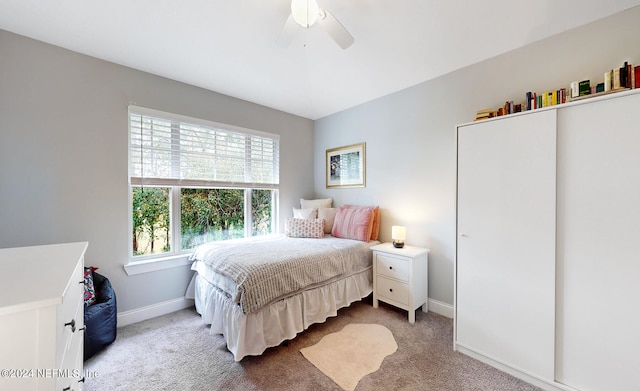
[291,0,320,28]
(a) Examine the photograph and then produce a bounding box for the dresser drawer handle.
[389,266,393,270]
[64,319,76,333]
[62,387,71,391]
[389,288,393,293]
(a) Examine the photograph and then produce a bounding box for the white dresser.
[371,243,429,324]
[0,242,88,391]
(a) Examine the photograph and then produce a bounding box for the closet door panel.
[556,93,640,391]
[456,110,556,381]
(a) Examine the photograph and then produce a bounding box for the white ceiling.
[2,0,640,120]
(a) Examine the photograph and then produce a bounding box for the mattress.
[190,234,377,314]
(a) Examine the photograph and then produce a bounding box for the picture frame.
[326,142,366,188]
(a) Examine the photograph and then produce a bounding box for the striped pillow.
[343,205,380,240]
[285,218,325,238]
[331,206,375,242]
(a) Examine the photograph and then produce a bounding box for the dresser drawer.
[376,253,409,282]
[376,275,409,305]
[57,326,84,391]
[56,259,84,366]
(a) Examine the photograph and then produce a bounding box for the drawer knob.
[389,288,393,293]
[64,319,76,333]
[389,266,393,270]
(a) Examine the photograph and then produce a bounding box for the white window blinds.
[129,106,279,188]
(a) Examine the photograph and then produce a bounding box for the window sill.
[124,253,193,276]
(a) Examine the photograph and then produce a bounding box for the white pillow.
[293,207,317,219]
[318,208,337,234]
[300,198,333,209]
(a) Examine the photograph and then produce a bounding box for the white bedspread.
[188,267,373,361]
[190,234,375,314]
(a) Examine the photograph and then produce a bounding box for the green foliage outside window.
[132,187,170,256]
[251,189,273,236]
[180,188,245,250]
[133,187,275,256]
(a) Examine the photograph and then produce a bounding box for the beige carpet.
[300,323,397,391]
[84,299,542,390]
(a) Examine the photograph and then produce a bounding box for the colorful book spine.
[621,62,629,88]
[604,71,612,91]
[570,81,579,98]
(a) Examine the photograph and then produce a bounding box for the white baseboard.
[117,297,195,327]
[454,344,575,391]
[428,298,454,319]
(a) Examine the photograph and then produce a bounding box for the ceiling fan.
[277,0,355,49]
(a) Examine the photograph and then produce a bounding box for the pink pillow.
[342,205,380,240]
[285,218,325,238]
[331,206,375,242]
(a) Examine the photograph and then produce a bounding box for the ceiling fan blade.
[277,14,299,47]
[318,9,354,49]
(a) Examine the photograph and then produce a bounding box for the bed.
[185,201,380,361]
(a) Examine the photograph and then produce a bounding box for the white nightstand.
[371,243,429,324]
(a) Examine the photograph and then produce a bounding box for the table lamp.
[391,226,406,248]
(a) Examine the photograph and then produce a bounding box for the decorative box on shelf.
[371,243,429,324]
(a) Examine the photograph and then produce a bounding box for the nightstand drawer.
[376,275,409,305]
[376,253,409,282]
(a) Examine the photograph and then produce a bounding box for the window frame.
[126,106,280,268]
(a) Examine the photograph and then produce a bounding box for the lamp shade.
[391,226,406,241]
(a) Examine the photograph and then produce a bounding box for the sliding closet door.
[456,110,556,382]
[556,92,640,390]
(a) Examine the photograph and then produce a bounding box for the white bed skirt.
[186,269,372,361]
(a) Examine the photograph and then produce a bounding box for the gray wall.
[314,6,640,306]
[0,30,314,312]
[1,5,639,315]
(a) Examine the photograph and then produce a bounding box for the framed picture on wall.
[326,142,366,188]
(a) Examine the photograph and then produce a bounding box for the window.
[129,106,279,260]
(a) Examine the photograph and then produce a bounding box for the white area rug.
[300,323,398,391]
